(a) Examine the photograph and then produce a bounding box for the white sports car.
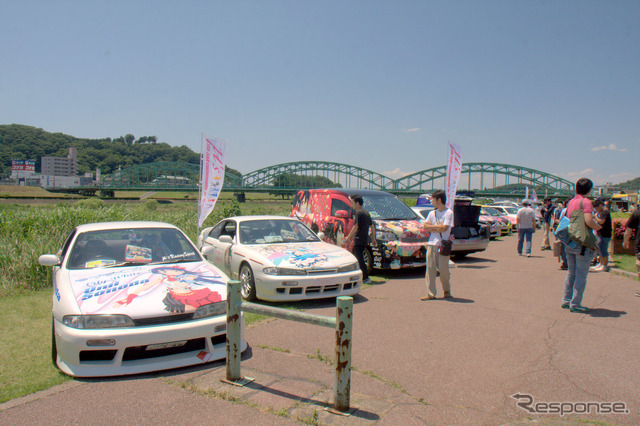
[38,221,245,378]
[197,216,362,302]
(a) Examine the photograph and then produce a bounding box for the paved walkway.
[2,232,639,425]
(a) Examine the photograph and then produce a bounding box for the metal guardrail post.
[224,279,353,412]
[226,280,243,382]
[334,296,353,412]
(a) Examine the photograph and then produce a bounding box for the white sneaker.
[589,265,604,272]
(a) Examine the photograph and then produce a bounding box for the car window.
[66,228,200,269]
[362,195,418,220]
[209,221,226,239]
[221,221,237,239]
[331,198,351,216]
[239,219,320,244]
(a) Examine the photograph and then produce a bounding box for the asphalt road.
[1,232,639,425]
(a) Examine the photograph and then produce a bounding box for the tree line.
[0,124,241,178]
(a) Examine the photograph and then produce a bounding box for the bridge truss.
[98,160,574,197]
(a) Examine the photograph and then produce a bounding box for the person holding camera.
[421,190,454,300]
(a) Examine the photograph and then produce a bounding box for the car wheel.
[363,247,373,275]
[239,264,257,301]
[51,317,58,368]
[453,252,469,259]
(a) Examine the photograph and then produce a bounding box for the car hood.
[66,261,228,317]
[376,220,428,238]
[241,242,356,269]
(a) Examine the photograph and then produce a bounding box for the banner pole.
[197,132,204,231]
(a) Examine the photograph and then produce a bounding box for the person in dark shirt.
[623,208,640,284]
[540,197,553,250]
[346,194,377,284]
[591,198,612,272]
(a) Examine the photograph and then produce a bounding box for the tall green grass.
[0,199,290,297]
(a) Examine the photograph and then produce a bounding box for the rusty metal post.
[334,296,353,412]
[226,280,243,382]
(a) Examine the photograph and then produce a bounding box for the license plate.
[146,340,188,351]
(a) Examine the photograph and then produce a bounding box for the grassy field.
[0,191,296,402]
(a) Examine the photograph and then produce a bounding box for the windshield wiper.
[153,257,200,265]
[103,261,147,268]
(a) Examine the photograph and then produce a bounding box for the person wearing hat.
[516,198,536,257]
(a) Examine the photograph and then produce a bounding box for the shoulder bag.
[436,210,453,256]
[568,199,597,251]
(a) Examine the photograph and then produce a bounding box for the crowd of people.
[347,181,639,307]
[519,178,640,311]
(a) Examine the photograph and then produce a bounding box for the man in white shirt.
[516,199,536,257]
[420,190,454,300]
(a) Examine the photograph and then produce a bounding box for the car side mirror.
[201,246,215,257]
[335,210,349,219]
[39,254,61,266]
[219,235,233,244]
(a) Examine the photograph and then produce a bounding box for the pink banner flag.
[445,143,462,210]
[198,135,227,228]
[531,188,538,202]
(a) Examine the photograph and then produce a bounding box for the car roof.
[74,221,179,232]
[224,215,300,222]
[301,188,395,197]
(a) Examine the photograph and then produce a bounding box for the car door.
[203,220,236,276]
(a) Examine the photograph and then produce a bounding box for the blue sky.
[1,0,638,186]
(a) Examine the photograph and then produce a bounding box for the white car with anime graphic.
[38,221,245,378]
[196,216,362,302]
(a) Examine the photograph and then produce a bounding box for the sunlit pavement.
[1,233,639,425]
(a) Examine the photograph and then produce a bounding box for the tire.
[363,247,373,275]
[453,252,469,259]
[239,263,257,301]
[51,317,58,368]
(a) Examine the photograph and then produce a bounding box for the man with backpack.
[561,178,602,313]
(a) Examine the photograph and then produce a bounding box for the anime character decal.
[70,263,226,315]
[259,244,330,269]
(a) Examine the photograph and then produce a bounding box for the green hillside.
[0,124,240,178]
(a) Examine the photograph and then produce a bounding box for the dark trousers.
[353,244,368,280]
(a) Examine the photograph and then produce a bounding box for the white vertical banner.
[198,135,227,228]
[445,142,462,211]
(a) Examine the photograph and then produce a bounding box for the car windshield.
[483,207,503,216]
[239,219,320,244]
[502,207,518,214]
[67,227,201,269]
[363,195,418,220]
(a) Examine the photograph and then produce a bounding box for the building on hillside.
[41,147,78,177]
[10,159,38,185]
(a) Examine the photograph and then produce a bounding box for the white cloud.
[566,168,594,178]
[405,128,420,133]
[383,168,416,179]
[591,143,627,152]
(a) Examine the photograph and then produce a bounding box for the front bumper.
[254,271,362,302]
[54,314,246,377]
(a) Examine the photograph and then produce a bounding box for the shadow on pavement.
[587,308,627,318]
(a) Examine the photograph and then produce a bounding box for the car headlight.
[263,267,307,276]
[192,301,227,319]
[376,230,398,242]
[62,315,134,329]
[337,262,358,272]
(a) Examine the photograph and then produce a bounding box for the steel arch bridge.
[395,163,573,195]
[241,161,395,190]
[99,160,573,197]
